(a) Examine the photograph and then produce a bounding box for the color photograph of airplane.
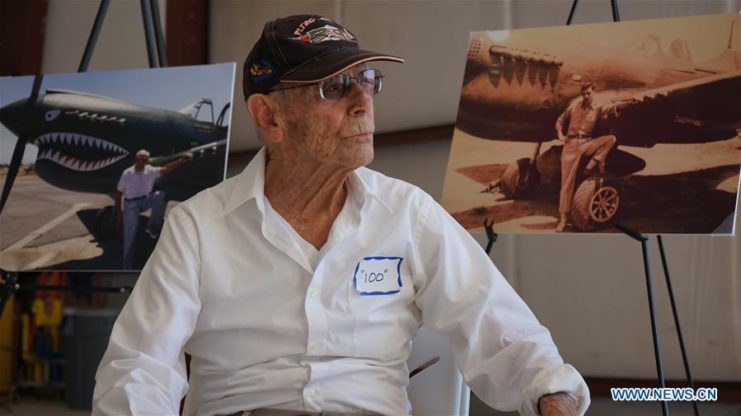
[441,14,741,235]
[0,63,235,271]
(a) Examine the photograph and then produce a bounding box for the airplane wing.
[149,139,227,166]
[594,71,741,147]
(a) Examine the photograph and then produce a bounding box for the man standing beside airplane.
[554,82,618,233]
[115,149,192,269]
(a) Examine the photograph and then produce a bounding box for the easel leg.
[483,219,498,257]
[140,0,159,67]
[641,238,670,416]
[149,0,168,66]
[657,235,700,416]
[78,0,111,72]
[566,0,580,25]
[616,221,669,415]
[610,0,621,21]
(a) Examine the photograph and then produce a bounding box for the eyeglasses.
[270,68,383,100]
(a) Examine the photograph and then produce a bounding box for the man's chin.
[347,146,374,169]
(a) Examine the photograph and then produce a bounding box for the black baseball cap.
[243,15,404,99]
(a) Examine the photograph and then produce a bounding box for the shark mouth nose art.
[35,132,129,171]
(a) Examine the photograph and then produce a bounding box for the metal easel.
[80,0,168,71]
[614,222,700,416]
[0,0,171,319]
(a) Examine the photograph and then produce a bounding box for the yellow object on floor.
[0,295,15,393]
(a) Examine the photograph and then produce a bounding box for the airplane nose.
[0,98,31,136]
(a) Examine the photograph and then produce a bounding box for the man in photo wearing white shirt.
[94,15,589,415]
[116,149,191,269]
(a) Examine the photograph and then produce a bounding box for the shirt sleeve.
[92,207,201,415]
[555,102,572,136]
[410,194,589,415]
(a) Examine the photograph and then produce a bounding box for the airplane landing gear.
[571,176,622,231]
[499,157,541,198]
[93,206,120,240]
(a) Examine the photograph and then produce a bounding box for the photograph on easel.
[0,63,235,271]
[442,14,741,235]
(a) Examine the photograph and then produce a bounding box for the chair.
[408,326,470,415]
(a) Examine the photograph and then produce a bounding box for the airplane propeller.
[0,74,43,216]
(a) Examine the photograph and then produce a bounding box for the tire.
[93,205,118,240]
[571,177,622,231]
[499,158,541,199]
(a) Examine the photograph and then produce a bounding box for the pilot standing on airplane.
[116,149,192,269]
[95,15,589,415]
[554,82,618,233]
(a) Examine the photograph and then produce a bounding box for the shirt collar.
[222,148,392,216]
[352,167,393,213]
[222,147,267,216]
[580,98,595,109]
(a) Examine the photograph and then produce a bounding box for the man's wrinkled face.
[277,65,375,170]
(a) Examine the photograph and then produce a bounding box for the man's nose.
[346,81,373,117]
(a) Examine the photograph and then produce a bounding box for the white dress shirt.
[117,165,161,199]
[93,148,589,415]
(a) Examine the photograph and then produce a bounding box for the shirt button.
[309,290,319,298]
[310,344,321,354]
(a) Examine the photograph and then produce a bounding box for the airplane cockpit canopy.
[178,98,215,123]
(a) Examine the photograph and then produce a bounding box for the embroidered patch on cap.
[293,17,317,36]
[353,256,403,296]
[293,25,357,44]
[250,59,275,83]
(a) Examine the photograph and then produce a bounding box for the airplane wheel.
[571,177,622,232]
[499,158,541,198]
[93,206,119,240]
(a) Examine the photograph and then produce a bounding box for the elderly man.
[554,83,618,233]
[116,149,192,269]
[94,15,589,415]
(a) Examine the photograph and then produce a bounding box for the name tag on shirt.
[353,256,403,296]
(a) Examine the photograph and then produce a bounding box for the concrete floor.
[0,397,88,416]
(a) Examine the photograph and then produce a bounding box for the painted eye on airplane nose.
[44,110,61,122]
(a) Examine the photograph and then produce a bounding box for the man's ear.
[246,94,284,144]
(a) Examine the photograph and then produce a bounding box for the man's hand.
[538,392,578,416]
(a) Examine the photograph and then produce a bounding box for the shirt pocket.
[348,255,418,360]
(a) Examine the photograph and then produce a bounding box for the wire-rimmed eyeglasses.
[269,68,383,100]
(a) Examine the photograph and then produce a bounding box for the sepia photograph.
[442,14,741,235]
[0,63,235,271]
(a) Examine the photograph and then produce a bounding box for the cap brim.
[280,48,404,83]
